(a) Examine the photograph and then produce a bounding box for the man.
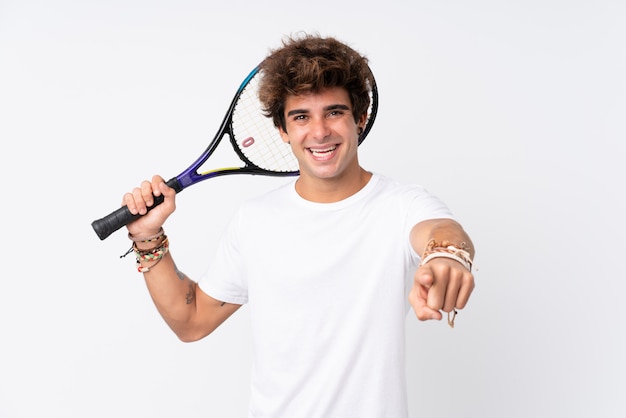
[123,34,475,417]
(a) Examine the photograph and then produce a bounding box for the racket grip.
[91,178,182,240]
[91,197,163,240]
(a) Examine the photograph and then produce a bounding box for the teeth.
[310,146,337,155]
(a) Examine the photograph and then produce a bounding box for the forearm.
[130,230,204,338]
[410,218,475,259]
[139,250,199,334]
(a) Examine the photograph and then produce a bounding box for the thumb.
[410,265,442,321]
[415,264,434,289]
[159,181,176,198]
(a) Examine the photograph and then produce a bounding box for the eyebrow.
[286,104,351,117]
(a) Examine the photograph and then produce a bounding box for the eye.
[291,114,308,122]
[327,109,344,118]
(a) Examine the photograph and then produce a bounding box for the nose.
[310,116,331,141]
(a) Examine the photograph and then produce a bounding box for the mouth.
[308,145,338,158]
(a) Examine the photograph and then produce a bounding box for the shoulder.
[370,173,431,200]
[370,173,455,220]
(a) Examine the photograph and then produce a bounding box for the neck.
[295,166,372,203]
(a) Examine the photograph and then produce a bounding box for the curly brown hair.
[258,33,374,132]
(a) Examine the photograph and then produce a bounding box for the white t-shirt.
[198,173,454,418]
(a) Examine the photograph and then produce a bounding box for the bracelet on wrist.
[128,227,165,243]
[420,239,473,272]
[134,237,169,273]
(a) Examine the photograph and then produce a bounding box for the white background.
[1,1,624,417]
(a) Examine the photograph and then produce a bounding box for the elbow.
[176,332,199,343]
[173,326,214,343]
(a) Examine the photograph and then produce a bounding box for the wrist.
[420,239,473,272]
[128,227,164,244]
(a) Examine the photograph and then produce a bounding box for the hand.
[122,175,177,236]
[408,257,475,322]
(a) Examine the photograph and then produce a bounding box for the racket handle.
[91,178,182,240]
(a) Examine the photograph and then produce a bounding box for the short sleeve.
[197,211,249,305]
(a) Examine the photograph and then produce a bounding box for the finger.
[408,284,442,321]
[131,185,150,215]
[422,264,448,312]
[151,175,166,197]
[158,181,177,212]
[414,264,434,289]
[140,180,155,207]
[454,271,475,309]
[442,270,461,313]
[426,278,446,312]
[122,192,139,215]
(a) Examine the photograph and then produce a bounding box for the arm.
[123,175,241,342]
[408,218,475,323]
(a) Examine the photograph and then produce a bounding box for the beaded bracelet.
[134,237,169,273]
[128,227,165,243]
[119,230,167,263]
[134,237,169,259]
[136,252,168,273]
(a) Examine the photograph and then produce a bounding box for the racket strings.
[232,74,299,173]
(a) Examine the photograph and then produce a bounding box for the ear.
[357,113,368,133]
[278,125,290,144]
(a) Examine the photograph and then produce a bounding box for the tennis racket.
[91,65,379,240]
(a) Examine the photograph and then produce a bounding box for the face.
[278,87,367,185]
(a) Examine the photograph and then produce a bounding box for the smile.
[308,145,337,157]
